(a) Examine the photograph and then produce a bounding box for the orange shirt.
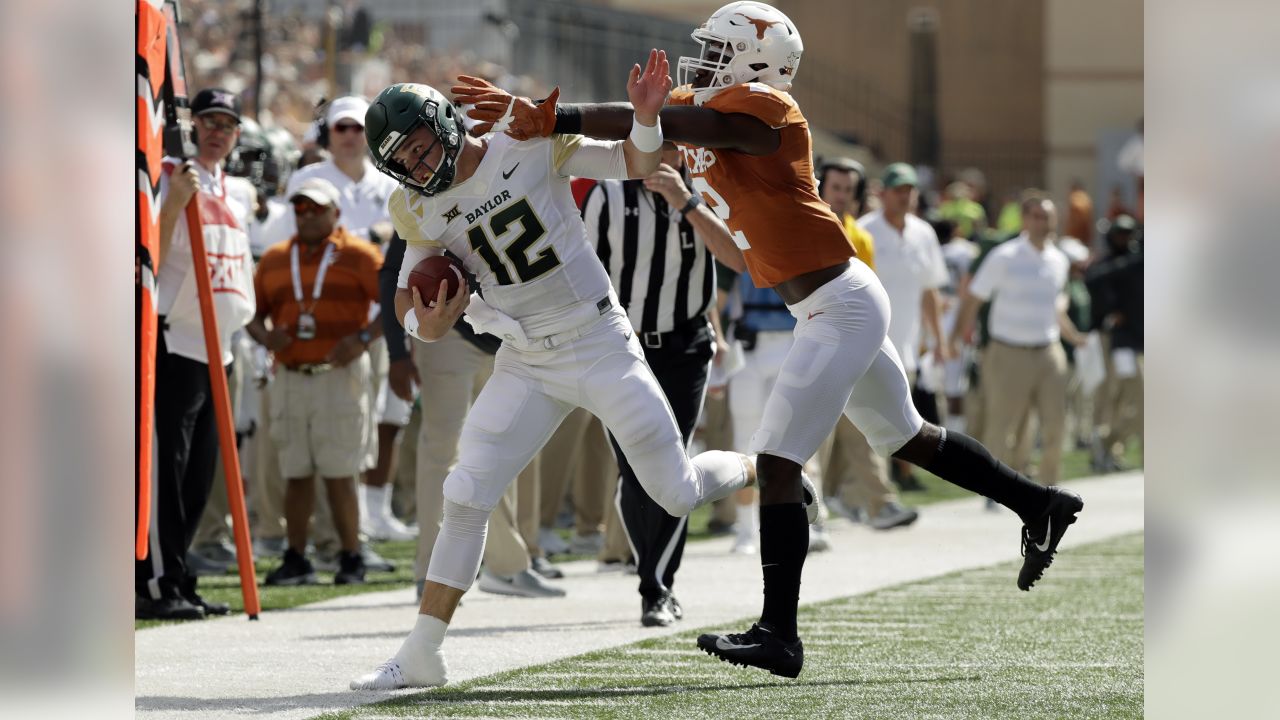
[254,227,382,366]
[668,84,855,288]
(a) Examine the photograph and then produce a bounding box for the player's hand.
[451,75,558,140]
[643,163,691,206]
[388,357,419,402]
[261,325,293,353]
[628,49,671,126]
[947,337,963,361]
[411,284,471,341]
[933,342,954,364]
[163,161,200,210]
[326,333,369,367]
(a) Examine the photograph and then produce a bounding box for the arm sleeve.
[967,248,1006,301]
[380,234,409,361]
[396,241,443,288]
[553,134,629,180]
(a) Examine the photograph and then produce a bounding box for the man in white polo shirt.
[858,162,949,489]
[950,194,1088,488]
[286,96,412,543]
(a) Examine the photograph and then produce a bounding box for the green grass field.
[136,444,1141,631]
[323,532,1144,720]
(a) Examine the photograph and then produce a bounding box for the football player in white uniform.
[349,51,810,691]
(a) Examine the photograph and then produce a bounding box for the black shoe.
[179,576,230,616]
[264,548,318,586]
[186,591,230,616]
[668,594,683,620]
[1018,487,1085,591]
[697,623,803,678]
[335,551,366,585]
[641,595,676,627]
[136,595,205,621]
[530,556,564,579]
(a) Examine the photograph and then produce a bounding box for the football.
[408,255,466,307]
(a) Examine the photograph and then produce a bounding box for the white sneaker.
[538,528,571,556]
[568,531,604,556]
[349,652,447,690]
[366,514,419,542]
[477,569,567,598]
[730,535,757,555]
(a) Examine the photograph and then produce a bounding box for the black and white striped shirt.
[581,180,714,334]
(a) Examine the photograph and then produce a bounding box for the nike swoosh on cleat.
[1034,518,1052,552]
[502,163,520,180]
[716,637,760,651]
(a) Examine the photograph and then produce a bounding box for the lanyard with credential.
[291,242,337,311]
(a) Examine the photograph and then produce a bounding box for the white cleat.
[365,515,419,542]
[349,654,448,691]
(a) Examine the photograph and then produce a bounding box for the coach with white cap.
[286,96,412,546]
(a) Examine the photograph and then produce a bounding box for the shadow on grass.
[387,674,983,707]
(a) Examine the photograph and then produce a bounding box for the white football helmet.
[677,1,803,106]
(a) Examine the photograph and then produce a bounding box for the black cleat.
[264,548,319,587]
[1018,487,1085,591]
[697,623,803,678]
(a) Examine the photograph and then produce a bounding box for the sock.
[358,483,370,525]
[365,485,389,523]
[758,503,808,642]
[921,429,1049,523]
[393,613,449,681]
[735,503,757,541]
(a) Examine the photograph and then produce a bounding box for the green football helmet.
[365,83,464,196]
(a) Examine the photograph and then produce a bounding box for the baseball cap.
[882,162,919,189]
[192,88,242,120]
[289,177,341,207]
[327,96,370,127]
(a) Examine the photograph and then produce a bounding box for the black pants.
[136,326,228,600]
[609,321,714,605]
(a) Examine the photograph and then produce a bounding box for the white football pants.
[425,309,746,591]
[747,261,925,465]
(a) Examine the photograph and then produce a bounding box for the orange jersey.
[668,83,854,287]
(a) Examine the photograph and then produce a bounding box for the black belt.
[639,318,710,350]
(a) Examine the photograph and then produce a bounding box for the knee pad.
[424,499,491,591]
[442,467,500,511]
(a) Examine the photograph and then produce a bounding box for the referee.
[582,148,739,627]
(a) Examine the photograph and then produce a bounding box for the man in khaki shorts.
[246,177,385,585]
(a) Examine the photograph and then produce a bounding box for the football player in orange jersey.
[456,0,1085,679]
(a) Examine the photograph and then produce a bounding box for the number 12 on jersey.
[691,177,751,250]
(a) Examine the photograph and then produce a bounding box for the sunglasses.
[198,115,239,134]
[332,122,364,134]
[291,198,329,215]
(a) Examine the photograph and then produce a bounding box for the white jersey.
[390,133,616,338]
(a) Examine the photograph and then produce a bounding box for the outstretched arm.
[452,76,780,156]
[581,105,781,156]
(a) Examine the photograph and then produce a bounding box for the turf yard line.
[326,532,1142,720]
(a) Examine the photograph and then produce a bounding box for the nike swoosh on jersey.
[1033,518,1052,552]
[502,163,520,180]
[716,636,760,651]
[807,311,824,320]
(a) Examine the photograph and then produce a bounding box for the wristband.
[680,194,704,217]
[552,105,582,135]
[403,308,431,343]
[629,115,664,153]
